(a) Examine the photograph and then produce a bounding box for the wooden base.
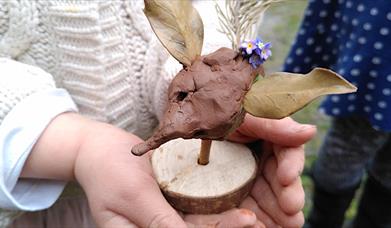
[151,138,257,214]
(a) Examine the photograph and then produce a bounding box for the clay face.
[132,47,263,156]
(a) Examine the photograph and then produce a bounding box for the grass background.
[257,0,359,222]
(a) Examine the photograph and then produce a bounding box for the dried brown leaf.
[144,0,204,66]
[243,68,357,119]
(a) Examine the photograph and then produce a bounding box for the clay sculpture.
[131,0,356,214]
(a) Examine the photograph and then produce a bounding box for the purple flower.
[249,54,264,68]
[240,40,256,55]
[260,42,272,60]
[254,38,264,55]
[239,37,272,68]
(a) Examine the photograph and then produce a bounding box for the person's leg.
[306,181,358,228]
[352,135,391,228]
[305,116,389,228]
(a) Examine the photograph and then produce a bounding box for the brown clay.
[132,47,263,156]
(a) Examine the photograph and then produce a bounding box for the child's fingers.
[228,130,257,143]
[184,208,257,228]
[263,156,305,214]
[251,175,305,228]
[240,197,279,228]
[273,145,305,186]
[102,170,187,228]
[97,211,138,228]
[236,115,316,147]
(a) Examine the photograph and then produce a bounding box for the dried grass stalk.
[215,0,283,49]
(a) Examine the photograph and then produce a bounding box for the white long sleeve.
[0,58,77,210]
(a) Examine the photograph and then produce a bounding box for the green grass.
[258,0,309,73]
[256,0,361,222]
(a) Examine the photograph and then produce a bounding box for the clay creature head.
[132,47,263,154]
[131,0,356,155]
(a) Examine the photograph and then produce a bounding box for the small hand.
[229,114,316,228]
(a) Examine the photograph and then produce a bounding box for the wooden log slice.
[151,138,257,214]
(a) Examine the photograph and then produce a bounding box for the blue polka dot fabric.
[283,0,391,131]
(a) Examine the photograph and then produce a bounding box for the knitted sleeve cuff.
[0,88,78,211]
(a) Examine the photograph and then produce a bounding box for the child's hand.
[21,113,260,227]
[229,114,317,227]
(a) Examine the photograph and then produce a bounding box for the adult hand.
[229,114,317,228]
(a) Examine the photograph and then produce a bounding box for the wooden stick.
[198,139,212,165]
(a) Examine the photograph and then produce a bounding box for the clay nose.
[130,127,177,156]
[131,123,178,156]
[131,106,197,156]
[131,142,152,156]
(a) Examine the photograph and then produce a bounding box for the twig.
[198,140,212,165]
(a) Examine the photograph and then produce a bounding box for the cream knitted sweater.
[1,0,169,139]
[0,0,231,225]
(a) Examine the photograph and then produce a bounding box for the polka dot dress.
[283,0,391,131]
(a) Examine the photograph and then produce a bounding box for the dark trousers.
[306,117,391,228]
